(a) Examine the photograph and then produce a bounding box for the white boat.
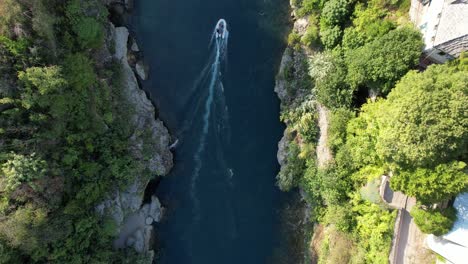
[215,19,227,39]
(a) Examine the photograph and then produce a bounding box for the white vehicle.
[215,19,227,39]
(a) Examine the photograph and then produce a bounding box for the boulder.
[135,60,148,80]
[133,229,145,253]
[145,217,154,225]
[148,195,162,222]
[131,38,140,52]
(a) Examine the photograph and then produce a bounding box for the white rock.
[135,61,147,80]
[131,40,140,52]
[133,229,145,253]
[145,217,154,225]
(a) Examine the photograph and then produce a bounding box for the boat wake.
[190,19,230,222]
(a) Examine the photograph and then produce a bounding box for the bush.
[276,141,307,191]
[376,63,468,168]
[288,32,302,50]
[411,206,457,236]
[391,162,468,205]
[0,0,25,37]
[320,0,352,28]
[73,17,104,49]
[297,0,326,17]
[319,25,342,50]
[328,108,354,153]
[345,27,423,93]
[309,51,354,108]
[322,204,354,232]
[1,153,47,193]
[301,24,320,48]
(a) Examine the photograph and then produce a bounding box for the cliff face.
[95,1,173,260]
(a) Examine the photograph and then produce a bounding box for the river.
[131,0,305,263]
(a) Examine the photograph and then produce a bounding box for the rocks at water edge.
[95,23,173,261]
[135,60,148,80]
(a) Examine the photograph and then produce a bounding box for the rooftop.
[412,0,468,50]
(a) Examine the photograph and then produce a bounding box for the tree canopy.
[377,64,468,168]
[346,27,423,93]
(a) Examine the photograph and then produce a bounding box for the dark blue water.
[131,1,304,263]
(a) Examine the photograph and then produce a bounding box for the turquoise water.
[131,0,304,263]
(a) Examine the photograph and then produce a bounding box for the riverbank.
[273,0,426,263]
[0,0,172,262]
[97,1,174,261]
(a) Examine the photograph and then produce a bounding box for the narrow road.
[395,209,411,264]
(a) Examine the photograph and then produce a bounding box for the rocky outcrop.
[95,22,173,261]
[135,60,148,80]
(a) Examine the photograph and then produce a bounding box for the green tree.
[377,64,468,167]
[411,206,457,236]
[391,162,468,204]
[1,153,47,193]
[309,51,354,108]
[346,27,423,93]
[18,66,67,109]
[345,100,384,167]
[328,108,354,153]
[320,0,352,27]
[277,141,307,191]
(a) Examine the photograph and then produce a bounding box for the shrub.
[345,27,423,93]
[0,0,25,37]
[276,141,307,191]
[297,0,326,17]
[322,204,354,232]
[1,153,47,193]
[309,51,353,108]
[320,0,352,27]
[391,162,468,205]
[301,24,320,48]
[319,25,342,50]
[411,206,457,236]
[328,108,354,153]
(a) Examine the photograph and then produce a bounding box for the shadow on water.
[130,0,310,263]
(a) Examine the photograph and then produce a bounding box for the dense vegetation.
[0,0,153,262]
[278,0,467,263]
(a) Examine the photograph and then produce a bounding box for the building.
[410,0,468,64]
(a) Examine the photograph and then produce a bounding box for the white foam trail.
[191,37,222,221]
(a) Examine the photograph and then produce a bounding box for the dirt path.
[317,104,332,168]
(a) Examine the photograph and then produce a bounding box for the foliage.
[352,194,396,264]
[411,206,457,236]
[328,108,354,153]
[345,27,423,93]
[277,141,307,191]
[319,25,342,50]
[0,0,24,37]
[65,0,107,49]
[320,0,352,28]
[322,204,354,232]
[1,153,47,194]
[301,17,320,48]
[297,0,326,17]
[318,0,354,49]
[376,64,468,168]
[309,51,353,108]
[391,162,468,204]
[0,0,152,263]
[318,227,355,264]
[345,100,384,167]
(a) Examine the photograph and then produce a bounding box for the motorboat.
[215,19,227,39]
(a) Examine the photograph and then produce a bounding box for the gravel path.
[317,104,332,168]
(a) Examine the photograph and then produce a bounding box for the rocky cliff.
[95,1,173,261]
